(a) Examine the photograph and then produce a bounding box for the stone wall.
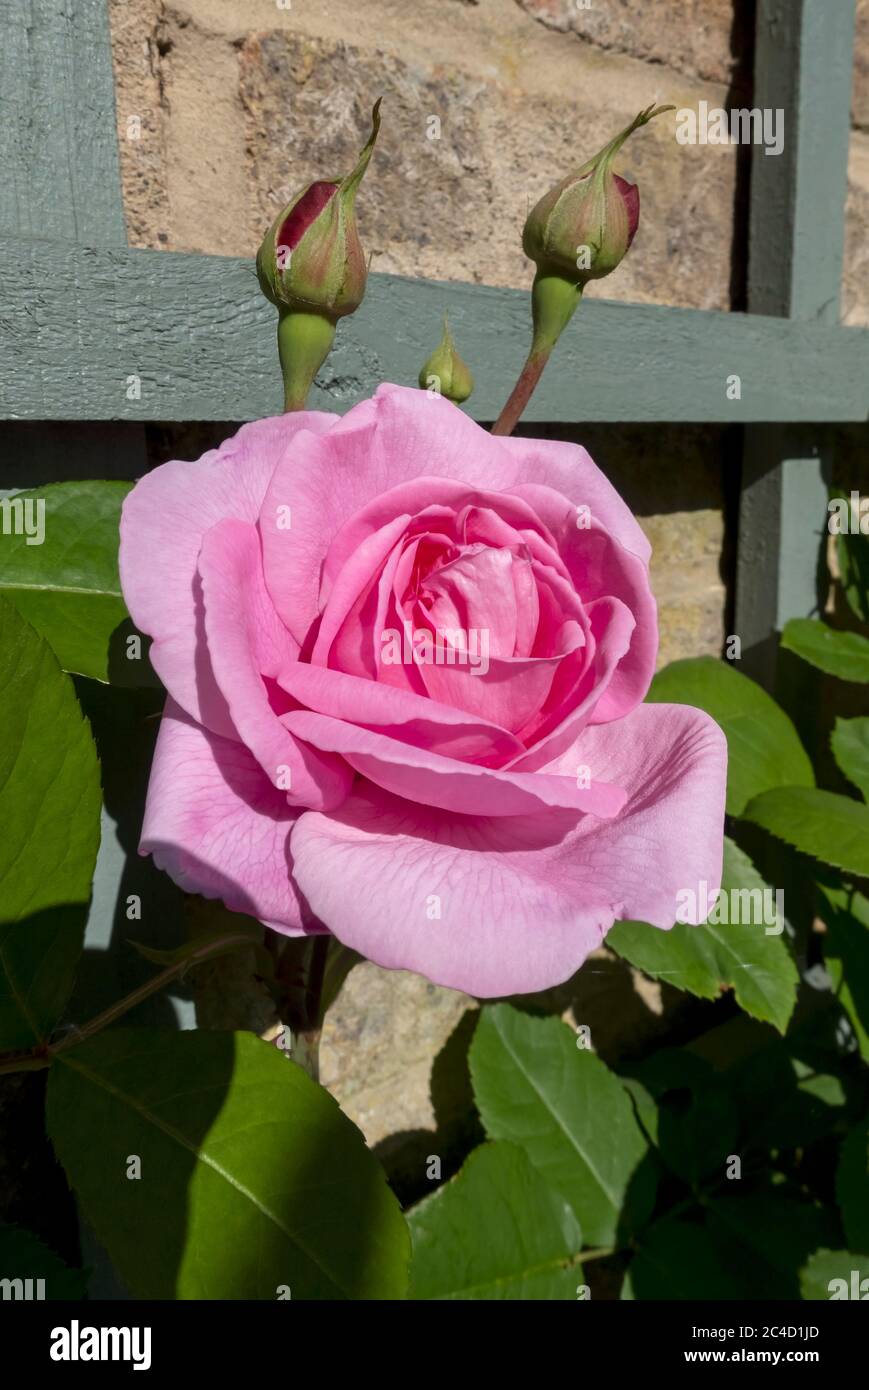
[109,0,745,671]
[105,0,866,1158]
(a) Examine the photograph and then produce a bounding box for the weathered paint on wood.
[748,0,856,326]
[0,0,127,246]
[736,0,857,688]
[1,237,867,425]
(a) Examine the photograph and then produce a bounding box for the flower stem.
[277,309,336,413]
[491,348,551,436]
[0,932,256,1076]
[491,274,582,436]
[263,933,339,1082]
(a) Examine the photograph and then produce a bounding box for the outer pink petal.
[281,708,626,819]
[140,699,313,934]
[120,411,335,733]
[198,519,352,812]
[289,701,727,995]
[501,437,652,564]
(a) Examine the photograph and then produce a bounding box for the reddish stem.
[491,349,551,437]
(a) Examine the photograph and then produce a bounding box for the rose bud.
[493,103,673,436]
[418,315,474,405]
[523,102,672,287]
[256,99,382,411]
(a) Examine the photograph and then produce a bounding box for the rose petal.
[198,519,352,812]
[289,701,726,995]
[281,708,626,819]
[259,386,555,643]
[511,484,657,720]
[502,439,652,564]
[140,699,314,934]
[277,661,525,766]
[120,411,335,733]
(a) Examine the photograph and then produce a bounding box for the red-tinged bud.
[256,101,382,411]
[257,100,381,320]
[492,104,673,437]
[523,103,672,290]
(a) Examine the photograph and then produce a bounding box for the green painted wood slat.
[0,0,127,245]
[736,0,858,685]
[1,238,867,424]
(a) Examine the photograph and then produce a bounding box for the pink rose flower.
[120,384,726,996]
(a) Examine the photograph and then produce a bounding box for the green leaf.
[730,1041,850,1153]
[781,617,869,683]
[646,656,813,815]
[624,1218,745,1301]
[831,717,869,802]
[0,481,145,683]
[0,598,101,1049]
[706,1195,841,1299]
[837,1120,869,1254]
[629,1050,738,1187]
[607,838,798,1033]
[0,1224,87,1299]
[800,1249,869,1300]
[744,787,869,877]
[130,920,272,979]
[468,1004,649,1246]
[408,1142,582,1300]
[46,1029,410,1300]
[833,490,869,623]
[819,884,869,1062]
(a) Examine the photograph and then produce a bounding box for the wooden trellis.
[0,0,864,955]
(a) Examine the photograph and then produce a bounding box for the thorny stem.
[263,932,334,1083]
[0,932,255,1077]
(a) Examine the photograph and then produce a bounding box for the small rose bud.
[257,99,381,320]
[419,316,474,405]
[492,103,673,436]
[256,100,382,411]
[523,103,673,289]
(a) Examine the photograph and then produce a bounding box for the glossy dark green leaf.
[130,918,271,979]
[781,617,869,683]
[646,656,813,815]
[819,884,869,1063]
[730,1041,849,1154]
[468,1004,649,1246]
[0,1224,87,1299]
[836,1120,869,1254]
[408,1142,582,1300]
[624,1217,744,1301]
[629,1050,738,1188]
[46,1029,410,1300]
[833,490,869,623]
[706,1195,841,1299]
[800,1249,869,1300]
[607,838,797,1032]
[744,787,869,877]
[0,481,141,683]
[0,598,101,1048]
[831,717,869,802]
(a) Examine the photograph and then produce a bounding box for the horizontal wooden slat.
[1,238,867,424]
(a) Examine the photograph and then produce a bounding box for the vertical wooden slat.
[0,0,127,244]
[736,0,856,685]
